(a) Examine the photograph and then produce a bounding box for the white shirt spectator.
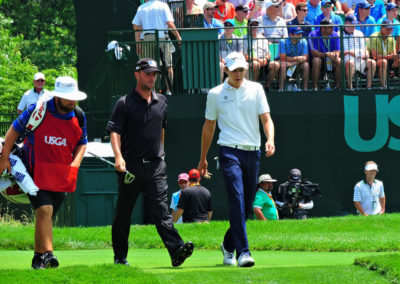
[353,179,385,215]
[17,88,50,113]
[205,79,270,146]
[132,0,174,38]
[243,33,270,60]
[343,29,367,72]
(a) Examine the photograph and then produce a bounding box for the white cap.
[258,174,277,183]
[51,76,87,101]
[265,0,282,9]
[225,52,248,71]
[365,163,379,171]
[34,72,45,81]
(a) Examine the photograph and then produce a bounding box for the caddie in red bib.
[0,76,87,269]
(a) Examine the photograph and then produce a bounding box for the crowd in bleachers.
[173,0,400,91]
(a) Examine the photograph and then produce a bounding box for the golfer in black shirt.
[106,58,193,267]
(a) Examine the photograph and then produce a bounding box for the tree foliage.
[0,0,76,69]
[0,12,76,114]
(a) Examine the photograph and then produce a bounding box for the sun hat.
[258,174,277,184]
[51,76,87,101]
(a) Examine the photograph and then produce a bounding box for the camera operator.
[274,168,319,219]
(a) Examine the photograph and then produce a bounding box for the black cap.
[135,58,161,74]
[289,168,302,182]
[235,5,249,12]
[320,18,333,25]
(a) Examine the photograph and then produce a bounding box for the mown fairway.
[0,214,399,283]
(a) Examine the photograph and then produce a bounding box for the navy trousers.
[219,146,261,257]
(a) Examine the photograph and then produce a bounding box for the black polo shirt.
[106,89,167,160]
[288,18,312,37]
[177,185,212,223]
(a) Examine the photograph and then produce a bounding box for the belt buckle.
[142,158,151,164]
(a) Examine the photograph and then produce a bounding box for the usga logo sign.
[44,136,67,146]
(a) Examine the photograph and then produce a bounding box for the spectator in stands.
[247,0,267,20]
[363,0,386,22]
[186,0,203,14]
[17,72,50,114]
[233,5,249,37]
[353,161,385,216]
[219,19,244,82]
[341,0,364,14]
[173,169,213,223]
[244,18,271,81]
[306,0,322,25]
[258,0,288,43]
[270,26,309,91]
[355,1,377,37]
[253,174,279,220]
[343,14,376,90]
[369,20,399,89]
[288,2,312,37]
[377,3,400,37]
[315,0,343,32]
[215,0,236,22]
[203,2,224,35]
[132,0,181,96]
[282,0,297,22]
[308,18,341,90]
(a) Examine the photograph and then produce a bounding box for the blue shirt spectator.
[369,0,386,22]
[277,37,309,60]
[203,2,224,35]
[355,1,378,36]
[308,29,340,54]
[377,3,400,37]
[377,17,400,37]
[306,0,323,25]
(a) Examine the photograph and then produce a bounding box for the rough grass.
[355,254,400,283]
[1,213,399,252]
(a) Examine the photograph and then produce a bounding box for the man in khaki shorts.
[132,0,182,96]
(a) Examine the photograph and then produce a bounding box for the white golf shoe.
[221,243,236,266]
[237,252,255,267]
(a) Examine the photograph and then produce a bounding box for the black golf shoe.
[171,242,194,267]
[43,251,59,268]
[31,253,45,270]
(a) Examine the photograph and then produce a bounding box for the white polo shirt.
[353,179,385,215]
[205,79,270,147]
[132,0,174,39]
[17,88,50,112]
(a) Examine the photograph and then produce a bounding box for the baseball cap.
[203,2,217,10]
[225,52,248,71]
[235,5,249,12]
[382,19,394,29]
[258,174,277,184]
[289,168,302,182]
[345,14,358,24]
[34,72,45,81]
[189,169,200,179]
[135,58,161,74]
[248,18,260,26]
[224,19,236,27]
[386,2,398,10]
[321,0,332,7]
[265,0,282,9]
[288,26,303,34]
[178,173,189,182]
[365,163,379,171]
[358,1,371,9]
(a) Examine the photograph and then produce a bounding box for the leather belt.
[130,156,164,164]
[220,144,260,151]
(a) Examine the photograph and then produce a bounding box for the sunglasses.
[274,3,282,7]
[35,79,45,82]
[178,180,188,184]
[250,24,259,27]
[300,9,308,11]
[206,7,216,10]
[224,24,234,27]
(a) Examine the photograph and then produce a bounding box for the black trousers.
[112,158,184,260]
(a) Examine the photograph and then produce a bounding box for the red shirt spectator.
[214,0,235,21]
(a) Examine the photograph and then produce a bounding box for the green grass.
[1,214,399,283]
[0,249,393,283]
[1,214,399,251]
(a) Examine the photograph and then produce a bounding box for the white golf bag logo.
[44,136,67,146]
